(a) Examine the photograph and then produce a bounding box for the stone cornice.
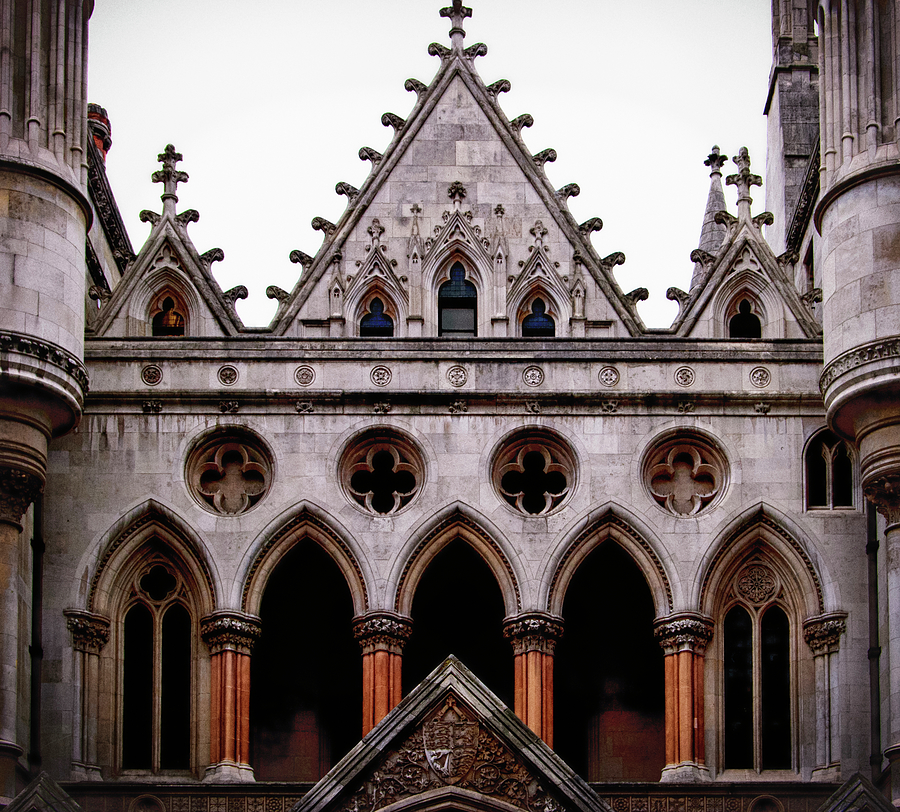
[1,331,90,395]
[653,614,714,654]
[64,609,111,654]
[0,467,44,527]
[502,613,564,655]
[803,612,848,654]
[820,336,900,395]
[200,611,262,655]
[352,613,412,655]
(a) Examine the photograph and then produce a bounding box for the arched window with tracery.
[805,429,855,509]
[438,262,477,337]
[121,560,193,773]
[522,298,556,337]
[720,559,793,773]
[728,298,762,338]
[360,297,394,337]
[150,292,186,337]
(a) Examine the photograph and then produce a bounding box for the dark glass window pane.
[724,606,753,769]
[807,438,828,507]
[123,604,153,769]
[360,298,394,337]
[160,603,191,769]
[761,606,791,769]
[522,298,556,337]
[441,308,475,332]
[832,442,854,507]
[438,264,477,337]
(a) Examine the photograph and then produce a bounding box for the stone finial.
[704,145,728,176]
[151,144,189,212]
[448,180,467,209]
[410,204,422,236]
[726,146,762,220]
[440,0,472,48]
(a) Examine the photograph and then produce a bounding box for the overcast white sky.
[87,1,772,328]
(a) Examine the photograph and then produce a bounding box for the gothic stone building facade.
[1,2,900,812]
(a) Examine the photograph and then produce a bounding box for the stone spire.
[440,0,472,51]
[689,146,728,290]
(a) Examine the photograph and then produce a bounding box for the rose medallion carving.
[217,365,238,386]
[736,563,778,604]
[371,365,393,387]
[598,366,620,387]
[447,365,468,387]
[522,366,544,387]
[141,364,162,386]
[295,365,316,386]
[749,366,771,388]
[674,366,695,387]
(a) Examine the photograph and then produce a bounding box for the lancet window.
[151,294,186,337]
[360,297,394,337]
[805,429,854,510]
[728,298,762,338]
[438,263,477,337]
[522,298,556,337]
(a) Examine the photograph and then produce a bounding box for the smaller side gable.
[5,772,84,812]
[816,773,894,812]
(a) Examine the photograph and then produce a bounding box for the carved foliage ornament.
[338,694,563,812]
[803,615,847,653]
[0,468,44,525]
[186,431,272,515]
[200,612,262,655]
[64,610,111,654]
[644,435,727,516]
[352,614,413,655]
[653,616,714,653]
[502,614,564,655]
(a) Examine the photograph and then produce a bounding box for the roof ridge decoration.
[668,147,821,338]
[91,145,251,337]
[268,0,644,336]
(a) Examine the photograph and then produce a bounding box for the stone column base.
[659,761,711,783]
[203,760,256,783]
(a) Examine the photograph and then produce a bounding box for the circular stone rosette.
[370,365,392,387]
[185,428,273,516]
[674,366,695,387]
[141,364,163,386]
[598,366,620,387]
[641,430,729,517]
[218,365,238,386]
[749,367,771,388]
[522,366,544,387]
[294,365,316,387]
[447,365,468,387]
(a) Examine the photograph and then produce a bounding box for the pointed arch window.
[438,263,477,337]
[360,297,394,337]
[728,299,762,339]
[805,429,855,509]
[522,298,556,337]
[723,599,791,771]
[121,561,193,773]
[151,295,186,337]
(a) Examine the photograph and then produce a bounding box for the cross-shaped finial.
[440,0,472,48]
[410,204,422,237]
[725,146,762,219]
[704,145,728,176]
[151,144,189,202]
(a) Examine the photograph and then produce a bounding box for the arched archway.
[554,540,665,781]
[250,539,361,781]
[402,540,513,709]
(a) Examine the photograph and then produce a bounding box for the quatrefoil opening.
[643,434,728,517]
[492,430,576,516]
[187,431,273,516]
[340,430,425,515]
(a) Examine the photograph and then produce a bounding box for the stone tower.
[814,0,900,797]
[0,0,92,801]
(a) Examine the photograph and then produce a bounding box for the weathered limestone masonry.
[0,0,92,803]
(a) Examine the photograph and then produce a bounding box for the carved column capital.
[653,613,714,654]
[864,474,900,528]
[352,612,412,655]
[803,612,848,654]
[200,611,261,655]
[0,467,43,528]
[502,613,564,656]
[64,610,110,654]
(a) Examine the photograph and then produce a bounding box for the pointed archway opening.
[554,541,664,781]
[403,540,512,708]
[250,540,361,781]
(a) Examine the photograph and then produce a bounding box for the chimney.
[87,103,112,162]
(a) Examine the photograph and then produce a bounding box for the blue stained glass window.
[360,298,394,337]
[438,263,477,337]
[522,298,556,337]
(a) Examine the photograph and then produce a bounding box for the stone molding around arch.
[392,507,522,617]
[240,506,370,617]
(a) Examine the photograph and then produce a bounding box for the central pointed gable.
[271,22,642,337]
[293,657,611,812]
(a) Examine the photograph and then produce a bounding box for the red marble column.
[503,614,564,747]
[654,613,713,782]
[200,611,261,782]
[353,613,412,736]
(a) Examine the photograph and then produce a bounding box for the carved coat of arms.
[422,696,479,785]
